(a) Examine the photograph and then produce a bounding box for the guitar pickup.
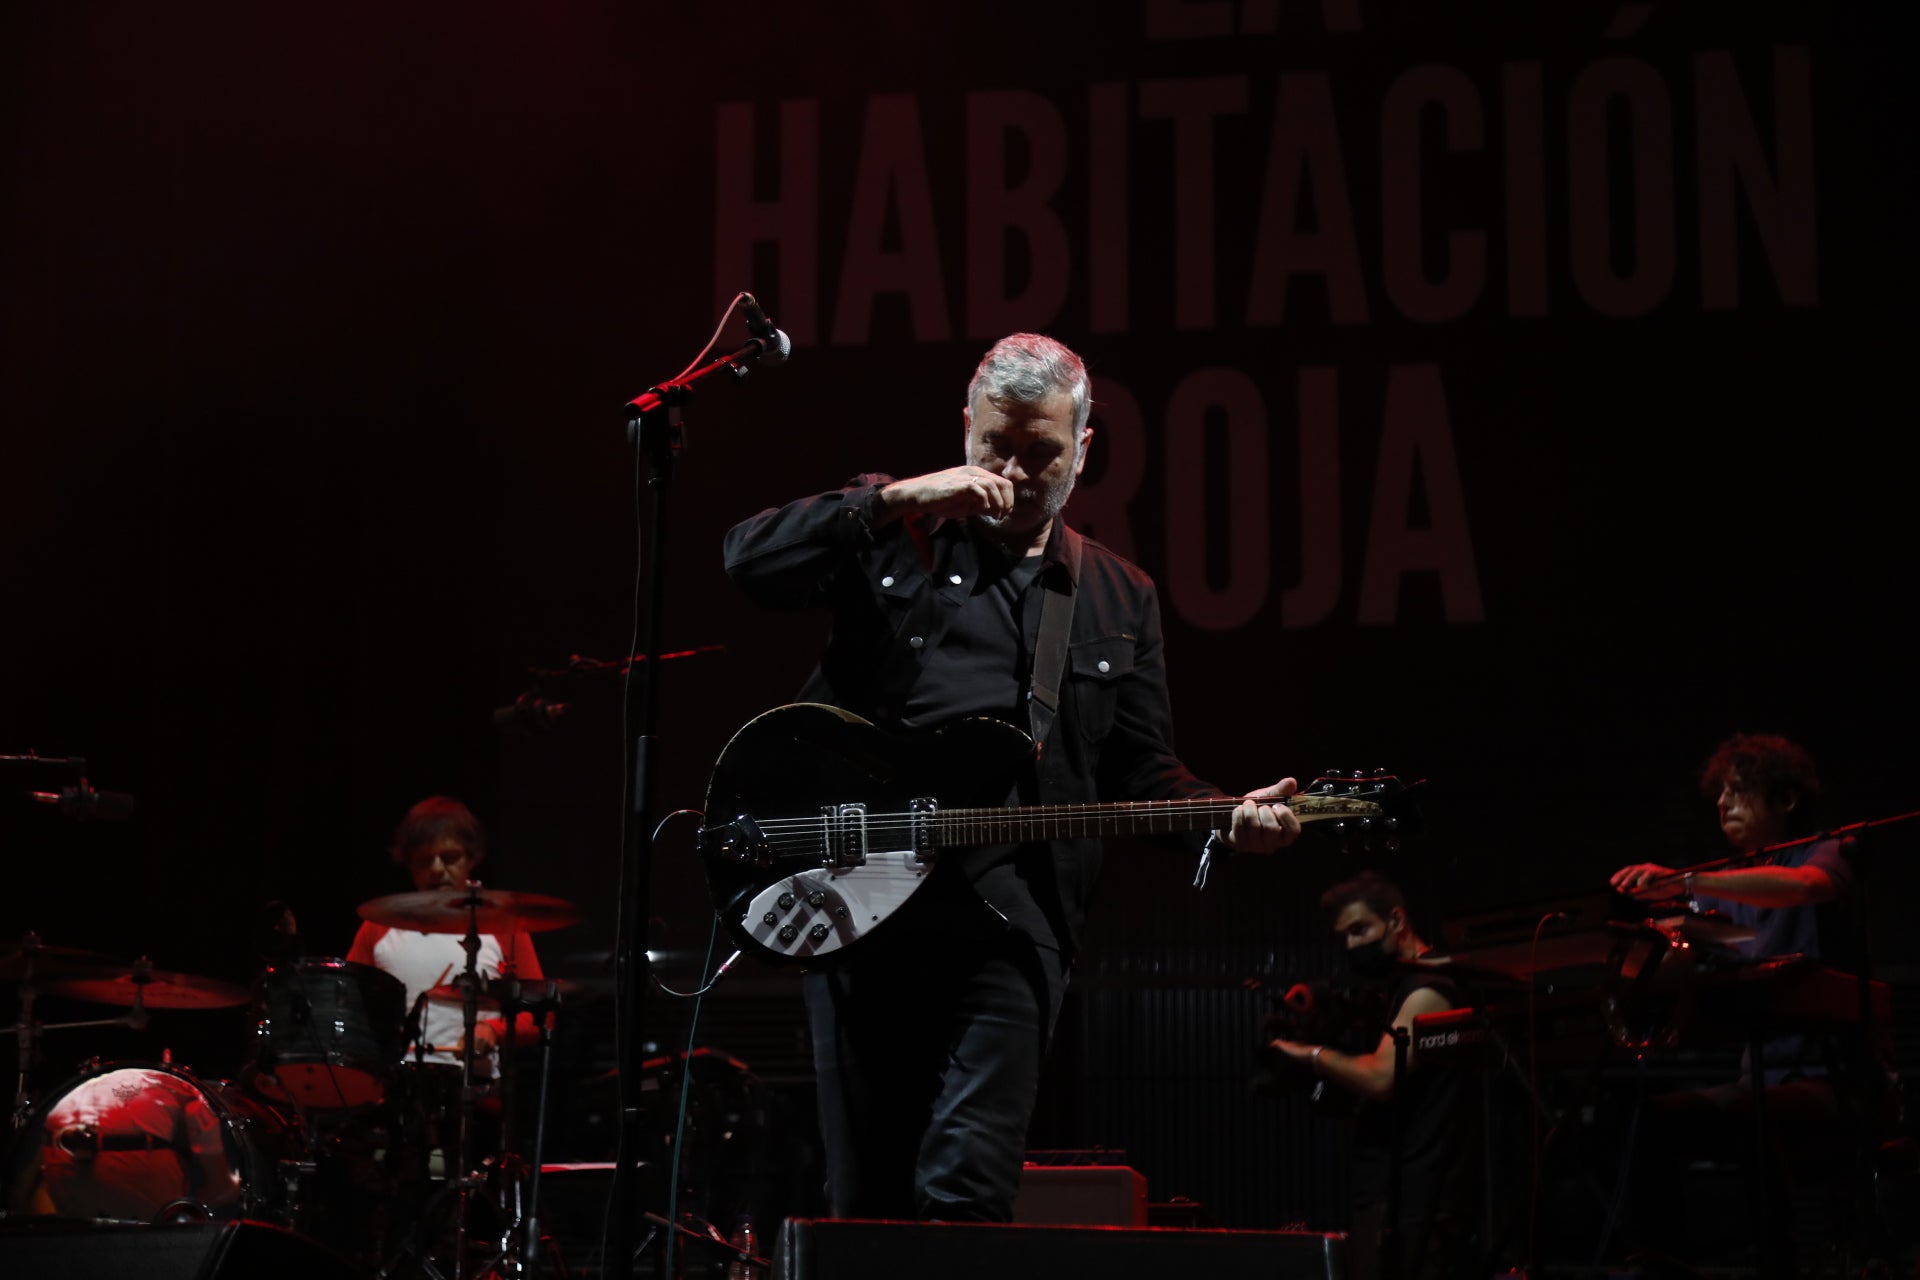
[908,797,937,863]
[822,803,868,869]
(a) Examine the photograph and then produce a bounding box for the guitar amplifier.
[1013,1163,1148,1226]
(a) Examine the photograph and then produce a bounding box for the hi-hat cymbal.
[47,966,250,1010]
[358,887,583,935]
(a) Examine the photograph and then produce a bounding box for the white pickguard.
[740,849,935,960]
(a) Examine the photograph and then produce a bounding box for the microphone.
[739,292,791,366]
[30,781,135,823]
[256,900,301,964]
[493,691,568,735]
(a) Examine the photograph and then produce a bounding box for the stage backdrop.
[2,0,1914,1233]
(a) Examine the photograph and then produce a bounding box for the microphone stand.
[1652,808,1920,885]
[607,325,784,1280]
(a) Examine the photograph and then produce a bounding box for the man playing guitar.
[722,333,1301,1222]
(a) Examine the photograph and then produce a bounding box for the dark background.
[2,0,1914,1242]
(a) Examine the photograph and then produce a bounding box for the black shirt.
[1352,967,1470,1215]
[723,474,1225,954]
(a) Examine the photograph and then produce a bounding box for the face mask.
[1345,936,1398,977]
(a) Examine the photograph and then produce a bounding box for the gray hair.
[965,333,1091,432]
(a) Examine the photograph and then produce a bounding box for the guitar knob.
[777,924,799,943]
[806,890,827,909]
[777,892,796,910]
[762,911,780,927]
[808,923,830,943]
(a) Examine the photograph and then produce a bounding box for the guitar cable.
[646,809,746,1001]
[661,918,721,1280]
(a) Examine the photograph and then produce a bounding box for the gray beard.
[976,477,1072,529]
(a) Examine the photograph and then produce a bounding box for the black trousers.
[1630,1076,1846,1262]
[804,921,1068,1221]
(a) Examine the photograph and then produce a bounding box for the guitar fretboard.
[930,793,1382,845]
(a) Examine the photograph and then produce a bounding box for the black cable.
[663,922,721,1280]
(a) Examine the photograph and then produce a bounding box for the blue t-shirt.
[1694,834,1861,1079]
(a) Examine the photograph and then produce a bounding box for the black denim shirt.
[722,474,1223,951]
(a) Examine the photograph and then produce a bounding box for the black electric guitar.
[700,703,1419,965]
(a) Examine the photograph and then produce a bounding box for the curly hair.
[389,795,486,866]
[1320,871,1406,926]
[1700,734,1822,831]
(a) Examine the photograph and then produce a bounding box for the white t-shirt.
[348,922,541,1073]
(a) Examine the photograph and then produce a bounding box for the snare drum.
[5,1060,298,1224]
[246,958,407,1109]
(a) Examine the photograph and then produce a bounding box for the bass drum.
[4,1060,299,1225]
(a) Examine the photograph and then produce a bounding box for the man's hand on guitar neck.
[1221,778,1302,854]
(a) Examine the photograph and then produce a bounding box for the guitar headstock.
[1295,770,1424,853]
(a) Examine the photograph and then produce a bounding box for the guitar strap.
[1026,527,1082,759]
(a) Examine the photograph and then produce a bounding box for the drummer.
[347,796,543,1074]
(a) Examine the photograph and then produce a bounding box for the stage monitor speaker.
[0,1217,359,1280]
[772,1217,1346,1280]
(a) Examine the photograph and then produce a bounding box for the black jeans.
[804,921,1067,1221]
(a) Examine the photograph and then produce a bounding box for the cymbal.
[424,975,584,1011]
[358,887,583,935]
[0,940,119,980]
[47,967,250,1010]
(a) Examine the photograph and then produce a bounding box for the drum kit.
[1,884,586,1279]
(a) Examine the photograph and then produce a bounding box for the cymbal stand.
[3,936,149,1126]
[450,880,489,1280]
[521,984,561,1275]
[462,980,562,1279]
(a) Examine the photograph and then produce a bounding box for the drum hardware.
[1,937,162,1125]
[364,882,578,1280]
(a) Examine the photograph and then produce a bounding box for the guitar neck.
[931,793,1380,846]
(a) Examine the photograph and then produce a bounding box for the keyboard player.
[1608,733,1892,1261]
[1267,873,1475,1280]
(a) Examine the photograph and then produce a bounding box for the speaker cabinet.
[0,1218,359,1280]
[772,1217,1346,1280]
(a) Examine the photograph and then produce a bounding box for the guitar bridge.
[822,803,868,869]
